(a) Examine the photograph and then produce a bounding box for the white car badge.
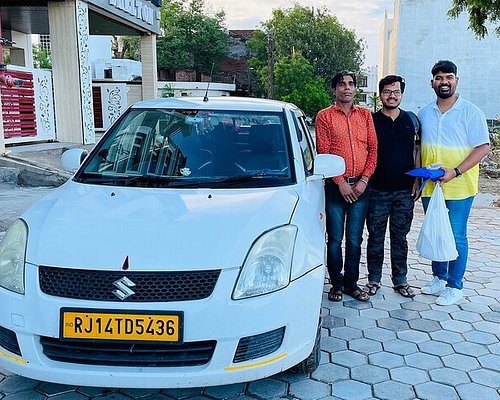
[113,276,136,300]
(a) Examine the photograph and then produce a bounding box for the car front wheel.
[290,318,321,374]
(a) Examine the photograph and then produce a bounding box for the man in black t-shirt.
[365,75,421,298]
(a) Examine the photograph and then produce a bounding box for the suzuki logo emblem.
[112,276,136,300]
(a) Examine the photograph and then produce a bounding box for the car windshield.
[76,108,293,188]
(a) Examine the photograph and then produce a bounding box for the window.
[294,114,314,174]
[358,75,368,88]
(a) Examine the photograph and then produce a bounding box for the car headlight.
[0,219,28,294]
[233,225,297,300]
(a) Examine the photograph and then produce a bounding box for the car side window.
[293,114,315,174]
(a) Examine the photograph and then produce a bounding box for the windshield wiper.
[76,171,288,188]
[76,174,178,187]
[202,172,289,188]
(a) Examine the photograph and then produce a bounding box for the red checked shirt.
[315,103,378,184]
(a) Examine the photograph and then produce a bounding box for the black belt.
[345,175,362,185]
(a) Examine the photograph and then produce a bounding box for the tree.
[273,54,331,117]
[157,0,229,80]
[249,5,364,87]
[448,0,500,37]
[367,93,382,113]
[112,36,141,60]
[32,44,51,69]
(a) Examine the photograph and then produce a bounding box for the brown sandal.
[393,284,415,298]
[365,282,381,296]
[343,286,370,301]
[328,288,343,302]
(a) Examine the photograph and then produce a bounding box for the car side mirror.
[61,148,89,172]
[311,154,345,179]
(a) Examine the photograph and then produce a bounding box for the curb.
[0,156,71,187]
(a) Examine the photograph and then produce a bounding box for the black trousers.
[366,188,414,286]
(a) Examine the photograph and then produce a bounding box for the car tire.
[290,319,321,374]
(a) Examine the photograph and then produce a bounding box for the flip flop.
[343,286,370,301]
[364,282,381,296]
[328,288,343,302]
[393,284,415,298]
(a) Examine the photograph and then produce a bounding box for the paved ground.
[0,145,499,400]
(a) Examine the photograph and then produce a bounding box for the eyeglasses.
[381,89,402,96]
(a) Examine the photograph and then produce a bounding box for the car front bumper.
[0,264,324,388]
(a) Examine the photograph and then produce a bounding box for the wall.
[157,81,236,98]
[391,0,499,118]
[377,12,393,84]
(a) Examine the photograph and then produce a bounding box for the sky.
[207,0,395,67]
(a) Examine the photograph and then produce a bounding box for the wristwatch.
[454,167,462,178]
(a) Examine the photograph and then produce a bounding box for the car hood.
[23,181,298,271]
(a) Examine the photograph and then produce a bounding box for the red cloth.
[316,103,378,184]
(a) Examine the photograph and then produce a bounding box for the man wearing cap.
[419,60,490,305]
[316,70,378,302]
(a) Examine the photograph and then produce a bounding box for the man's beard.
[435,85,454,99]
[383,103,399,110]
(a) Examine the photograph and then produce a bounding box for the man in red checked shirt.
[316,70,378,302]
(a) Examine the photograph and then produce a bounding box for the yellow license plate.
[60,309,183,343]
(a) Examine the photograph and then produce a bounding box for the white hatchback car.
[0,97,344,388]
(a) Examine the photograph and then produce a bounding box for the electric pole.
[267,32,274,99]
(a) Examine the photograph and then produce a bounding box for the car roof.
[131,96,297,113]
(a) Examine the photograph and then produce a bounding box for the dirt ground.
[478,147,500,206]
[480,147,500,190]
[479,175,500,195]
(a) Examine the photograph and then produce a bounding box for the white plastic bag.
[416,183,458,261]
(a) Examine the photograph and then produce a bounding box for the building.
[358,65,378,109]
[0,0,161,151]
[378,0,499,119]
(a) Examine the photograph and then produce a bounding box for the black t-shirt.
[370,109,421,191]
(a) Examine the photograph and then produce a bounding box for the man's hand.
[412,180,422,202]
[353,180,368,197]
[438,167,457,184]
[338,181,358,203]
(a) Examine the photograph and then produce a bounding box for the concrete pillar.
[141,34,157,100]
[48,0,95,144]
[10,31,34,67]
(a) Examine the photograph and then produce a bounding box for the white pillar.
[141,34,158,100]
[48,0,95,144]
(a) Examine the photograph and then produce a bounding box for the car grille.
[0,325,21,356]
[233,327,285,363]
[40,337,216,367]
[39,266,220,302]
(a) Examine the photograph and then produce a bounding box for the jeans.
[421,195,474,290]
[325,181,369,292]
[366,189,414,286]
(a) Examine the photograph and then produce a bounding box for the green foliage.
[448,0,500,38]
[367,93,382,112]
[160,82,175,98]
[32,44,51,69]
[248,4,364,100]
[157,0,229,79]
[273,54,331,117]
[112,36,141,60]
[249,5,364,85]
[2,49,10,64]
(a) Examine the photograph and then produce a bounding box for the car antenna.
[203,62,215,102]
